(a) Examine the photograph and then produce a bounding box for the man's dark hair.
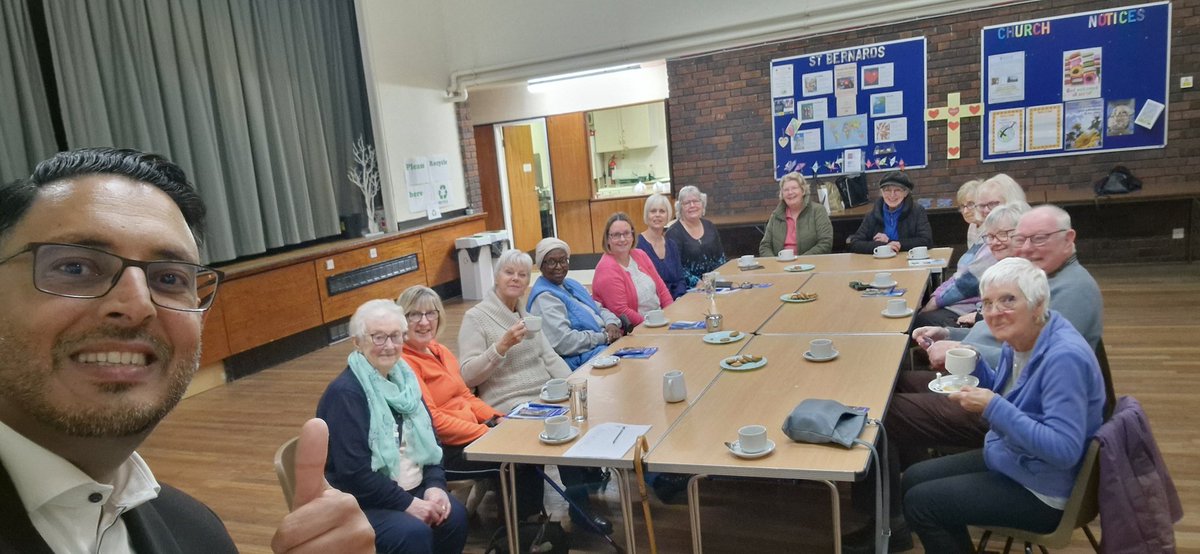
[0,147,207,244]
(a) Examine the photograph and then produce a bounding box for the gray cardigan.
[757,197,833,257]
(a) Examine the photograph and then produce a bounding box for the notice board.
[980,2,1170,162]
[771,37,927,180]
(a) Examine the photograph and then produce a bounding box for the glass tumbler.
[569,379,588,422]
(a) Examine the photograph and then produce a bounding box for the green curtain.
[0,0,57,182]
[42,0,371,263]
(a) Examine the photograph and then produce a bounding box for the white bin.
[454,230,510,301]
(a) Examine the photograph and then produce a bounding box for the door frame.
[493,118,557,244]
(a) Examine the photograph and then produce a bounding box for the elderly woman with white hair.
[458,249,614,534]
[666,185,726,287]
[317,299,468,554]
[901,257,1105,553]
[528,237,624,369]
[637,193,688,298]
[757,171,833,257]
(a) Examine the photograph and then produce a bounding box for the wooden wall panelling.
[589,197,655,252]
[315,236,427,322]
[474,125,505,231]
[421,218,487,286]
[199,297,231,366]
[221,264,324,355]
[553,200,595,254]
[546,112,593,202]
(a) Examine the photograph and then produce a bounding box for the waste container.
[455,230,510,300]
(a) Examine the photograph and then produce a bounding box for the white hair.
[643,192,673,224]
[675,185,707,217]
[979,257,1051,323]
[1031,204,1073,230]
[977,173,1027,204]
[981,201,1031,232]
[349,299,408,339]
[778,172,811,200]
[493,248,532,281]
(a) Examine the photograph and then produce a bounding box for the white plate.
[803,349,839,362]
[590,355,619,369]
[643,319,669,328]
[870,280,898,289]
[728,439,776,459]
[873,251,897,259]
[928,375,980,394]
[539,391,570,403]
[881,307,915,318]
[780,293,817,303]
[720,356,768,371]
[703,331,747,344]
[539,426,581,445]
[783,263,816,272]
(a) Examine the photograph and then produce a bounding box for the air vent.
[326,254,419,296]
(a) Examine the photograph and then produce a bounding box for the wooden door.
[503,125,542,252]
[474,125,505,231]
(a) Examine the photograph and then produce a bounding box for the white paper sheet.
[771,65,794,98]
[987,52,1025,104]
[563,423,652,459]
[1135,99,1164,129]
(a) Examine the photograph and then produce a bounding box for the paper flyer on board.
[1134,99,1164,129]
[1025,105,1063,152]
[989,108,1025,154]
[860,63,894,90]
[771,65,794,98]
[802,70,833,97]
[987,51,1025,104]
[870,91,903,117]
[1062,48,1102,102]
[874,118,907,143]
[1064,99,1104,151]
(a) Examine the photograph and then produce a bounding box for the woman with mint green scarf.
[318,300,468,554]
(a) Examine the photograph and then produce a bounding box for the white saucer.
[776,256,797,263]
[591,355,619,369]
[803,349,839,362]
[908,254,930,260]
[928,375,980,394]
[738,263,758,269]
[870,280,898,288]
[882,307,915,318]
[539,391,570,403]
[873,251,897,259]
[728,439,776,459]
[643,319,669,328]
[539,426,581,445]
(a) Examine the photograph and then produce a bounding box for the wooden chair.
[975,439,1102,554]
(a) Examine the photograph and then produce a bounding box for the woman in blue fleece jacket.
[901,257,1105,553]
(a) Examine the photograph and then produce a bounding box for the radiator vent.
[326,253,419,296]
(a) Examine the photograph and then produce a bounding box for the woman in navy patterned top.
[636,193,688,298]
[665,185,726,288]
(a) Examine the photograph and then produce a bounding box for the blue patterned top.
[665,218,726,288]
[636,234,688,299]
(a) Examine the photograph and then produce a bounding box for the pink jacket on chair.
[592,249,673,326]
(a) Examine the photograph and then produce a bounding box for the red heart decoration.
[928,109,940,119]
[949,107,960,116]
[948,121,960,131]
[948,146,961,156]
[969,105,981,115]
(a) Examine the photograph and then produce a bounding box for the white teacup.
[543,415,571,440]
[887,298,908,315]
[908,246,929,259]
[777,248,795,261]
[523,316,542,338]
[872,272,893,287]
[809,338,835,359]
[542,378,568,399]
[663,370,687,403]
[874,244,893,257]
[739,254,755,267]
[645,309,666,326]
[737,424,768,454]
[945,348,978,377]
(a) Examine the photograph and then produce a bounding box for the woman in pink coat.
[592,212,674,327]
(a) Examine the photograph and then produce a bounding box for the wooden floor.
[139,263,1200,553]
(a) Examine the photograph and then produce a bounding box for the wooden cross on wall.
[926,92,982,159]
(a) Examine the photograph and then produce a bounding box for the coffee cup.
[663,370,687,403]
[872,272,893,287]
[945,348,978,377]
[874,244,892,257]
[523,316,542,337]
[887,298,908,315]
[737,424,768,454]
[739,254,755,267]
[908,246,929,259]
[543,415,571,440]
[645,309,666,326]
[777,248,795,261]
[542,378,568,399]
[809,338,835,359]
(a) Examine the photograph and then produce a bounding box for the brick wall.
[456,102,482,212]
[667,0,1199,263]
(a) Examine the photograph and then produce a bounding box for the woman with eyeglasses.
[915,175,1027,328]
[317,299,468,554]
[665,185,726,287]
[956,179,984,246]
[637,193,688,299]
[593,212,674,328]
[847,171,933,255]
[528,238,624,369]
[902,257,1104,553]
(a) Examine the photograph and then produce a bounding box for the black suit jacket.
[0,461,238,553]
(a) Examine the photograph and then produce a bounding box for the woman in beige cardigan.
[757,171,833,257]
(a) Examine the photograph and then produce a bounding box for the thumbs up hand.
[271,418,375,553]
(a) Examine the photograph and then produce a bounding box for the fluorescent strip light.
[527,64,641,86]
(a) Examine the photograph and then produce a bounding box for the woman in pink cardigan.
[592,212,674,327]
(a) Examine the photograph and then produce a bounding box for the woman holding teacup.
[847,171,932,255]
[458,249,613,534]
[637,193,688,299]
[901,257,1105,553]
[666,185,726,287]
[316,299,468,554]
[757,171,833,257]
[594,212,674,327]
[528,237,624,369]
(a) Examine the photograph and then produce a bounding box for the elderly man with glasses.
[0,148,373,552]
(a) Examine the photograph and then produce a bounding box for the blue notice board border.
[980,2,1171,163]
[770,37,927,180]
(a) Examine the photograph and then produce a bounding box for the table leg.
[613,468,637,553]
[822,479,841,554]
[498,462,519,554]
[687,474,708,553]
